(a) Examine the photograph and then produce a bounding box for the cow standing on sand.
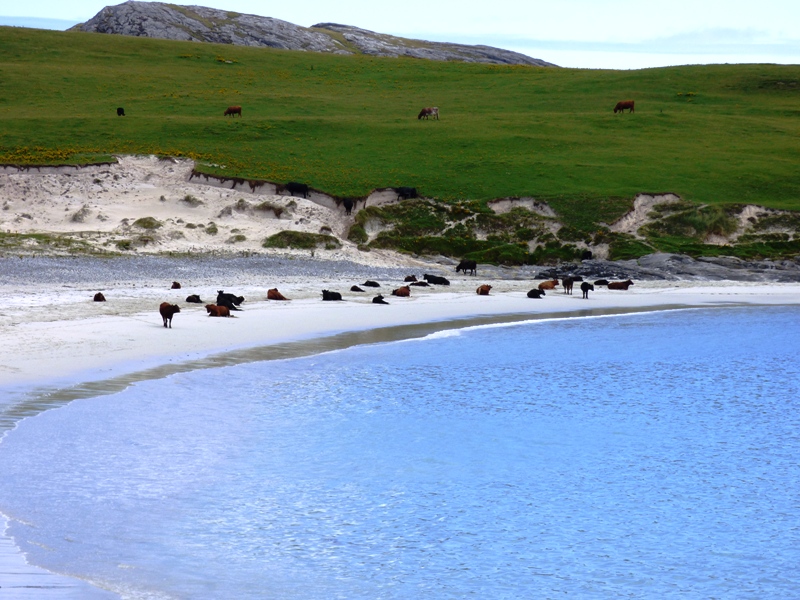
[580,282,594,299]
[456,260,477,276]
[159,302,180,328]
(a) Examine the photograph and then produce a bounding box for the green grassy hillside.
[1,27,799,260]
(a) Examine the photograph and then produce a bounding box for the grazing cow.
[423,273,450,286]
[224,105,242,117]
[322,290,343,301]
[476,284,492,296]
[159,302,180,328]
[362,280,380,287]
[456,260,477,276]
[171,281,181,289]
[594,279,610,286]
[527,289,546,299]
[418,106,439,120]
[351,285,365,292]
[116,107,125,117]
[343,198,354,215]
[185,294,202,303]
[607,279,634,290]
[581,282,594,299]
[372,294,389,304]
[205,304,231,317]
[93,292,106,302]
[392,285,411,297]
[404,275,418,282]
[284,182,309,198]
[409,281,429,287]
[614,100,635,114]
[538,279,559,291]
[216,290,243,311]
[267,288,289,301]
[562,277,575,295]
[395,186,418,200]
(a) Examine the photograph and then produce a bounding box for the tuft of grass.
[132,217,162,229]
[263,231,341,250]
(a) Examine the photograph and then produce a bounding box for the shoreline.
[1,269,799,599]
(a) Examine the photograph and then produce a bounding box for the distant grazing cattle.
[476,284,492,295]
[614,100,635,114]
[423,273,450,286]
[581,250,593,261]
[607,279,634,290]
[562,277,575,295]
[372,294,389,304]
[93,292,106,302]
[171,281,181,289]
[456,260,477,276]
[362,280,380,287]
[392,285,411,297]
[216,290,243,311]
[116,107,125,117]
[322,290,343,301]
[395,186,418,200]
[351,285,365,292]
[185,294,202,303]
[409,281,429,287]
[538,279,559,291]
[224,105,242,117]
[594,279,610,286]
[527,289,546,299]
[418,106,439,120]
[284,182,309,198]
[159,302,180,328]
[581,282,594,299]
[205,304,230,317]
[343,198,354,215]
[267,288,289,301]
[404,275,418,282]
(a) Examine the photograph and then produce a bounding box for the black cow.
[527,289,546,299]
[581,282,594,299]
[372,294,389,304]
[455,260,477,276]
[404,275,418,282]
[343,198,354,215]
[409,281,430,287]
[117,107,125,116]
[350,285,365,292]
[423,273,450,286]
[285,182,309,198]
[395,186,418,200]
[594,279,610,286]
[322,290,343,301]
[216,290,244,311]
[185,294,203,303]
[93,292,106,302]
[362,280,380,287]
[581,250,593,261]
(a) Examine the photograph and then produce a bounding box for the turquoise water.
[1,307,799,599]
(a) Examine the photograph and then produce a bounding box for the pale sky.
[2,0,799,69]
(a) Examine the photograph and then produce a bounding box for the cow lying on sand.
[267,288,289,301]
[362,280,380,287]
[205,304,231,317]
[607,279,634,290]
[93,292,106,302]
[476,284,492,295]
[527,289,545,298]
[185,294,202,303]
[538,279,559,291]
[159,302,180,328]
[217,290,244,311]
[392,286,411,297]
[423,274,450,285]
[322,290,343,301]
[373,294,389,304]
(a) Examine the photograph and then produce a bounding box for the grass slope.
[1,27,799,260]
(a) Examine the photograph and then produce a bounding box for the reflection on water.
[0,306,798,599]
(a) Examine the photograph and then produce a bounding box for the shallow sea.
[1,306,799,599]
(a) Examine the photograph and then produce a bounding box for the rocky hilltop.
[71,1,556,66]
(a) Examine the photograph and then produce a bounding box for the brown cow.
[392,285,411,297]
[418,106,439,120]
[538,279,559,291]
[476,284,492,295]
[614,100,635,114]
[607,279,634,290]
[562,277,575,295]
[205,304,231,317]
[159,302,180,328]
[171,281,181,289]
[404,275,418,282]
[224,105,242,117]
[93,292,106,302]
[267,288,289,301]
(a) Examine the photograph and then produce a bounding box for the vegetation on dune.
[263,231,342,250]
[1,27,799,261]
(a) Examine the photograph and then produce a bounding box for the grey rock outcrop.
[71,1,556,66]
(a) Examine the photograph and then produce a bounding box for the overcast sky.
[2,0,799,69]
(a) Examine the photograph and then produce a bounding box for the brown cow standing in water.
[224,105,242,117]
[614,100,635,113]
[159,302,180,328]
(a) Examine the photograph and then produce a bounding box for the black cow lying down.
[217,290,244,311]
[372,294,389,304]
[423,274,450,285]
[186,294,203,303]
[527,289,546,298]
[362,280,380,287]
[351,285,365,292]
[322,290,343,301]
